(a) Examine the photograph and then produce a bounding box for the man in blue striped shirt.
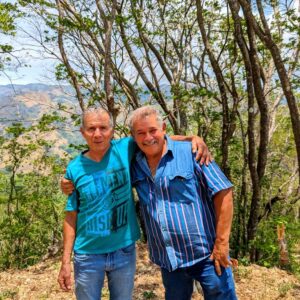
[129,106,237,300]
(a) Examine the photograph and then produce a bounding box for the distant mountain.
[0,82,173,146]
[0,83,83,155]
[0,83,60,95]
[0,83,77,124]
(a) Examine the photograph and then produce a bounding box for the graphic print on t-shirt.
[80,167,129,237]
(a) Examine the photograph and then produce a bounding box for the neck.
[85,146,110,162]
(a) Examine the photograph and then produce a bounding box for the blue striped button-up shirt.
[131,136,233,271]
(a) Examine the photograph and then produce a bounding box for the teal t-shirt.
[65,137,141,254]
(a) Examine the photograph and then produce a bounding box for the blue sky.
[0,8,58,86]
[0,32,58,85]
[1,58,56,85]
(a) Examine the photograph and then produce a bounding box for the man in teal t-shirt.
[64,137,140,254]
[58,107,140,300]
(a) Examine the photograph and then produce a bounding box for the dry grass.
[1,243,299,300]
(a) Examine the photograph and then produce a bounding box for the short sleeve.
[65,191,78,211]
[64,164,78,211]
[64,165,73,181]
[194,160,233,198]
[116,137,137,162]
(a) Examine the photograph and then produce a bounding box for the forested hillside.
[1,0,300,298]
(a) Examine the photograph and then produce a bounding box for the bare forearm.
[61,211,77,264]
[170,135,197,142]
[210,188,234,274]
[214,188,233,244]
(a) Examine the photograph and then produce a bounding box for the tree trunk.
[196,0,232,176]
[238,0,300,187]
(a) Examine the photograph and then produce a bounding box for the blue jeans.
[161,258,237,300]
[73,243,136,300]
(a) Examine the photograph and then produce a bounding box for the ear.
[162,122,166,133]
[130,130,136,140]
[80,127,84,136]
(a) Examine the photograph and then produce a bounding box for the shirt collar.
[135,135,174,162]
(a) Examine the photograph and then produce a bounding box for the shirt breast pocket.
[167,172,196,204]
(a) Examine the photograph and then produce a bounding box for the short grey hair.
[81,106,113,128]
[128,105,164,132]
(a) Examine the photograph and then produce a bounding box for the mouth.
[142,140,157,146]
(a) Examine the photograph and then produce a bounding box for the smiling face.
[131,113,166,159]
[80,111,114,157]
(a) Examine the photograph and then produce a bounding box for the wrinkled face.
[132,114,166,158]
[80,112,113,154]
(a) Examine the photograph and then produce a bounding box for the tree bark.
[238,0,300,187]
[56,0,84,111]
[196,0,232,177]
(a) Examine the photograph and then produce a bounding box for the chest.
[134,160,198,205]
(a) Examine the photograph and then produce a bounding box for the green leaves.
[0,44,13,53]
[0,117,69,269]
[37,113,67,131]
[0,171,66,269]
[55,63,69,81]
[0,2,18,35]
[5,123,26,138]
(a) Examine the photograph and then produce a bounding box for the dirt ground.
[1,243,300,300]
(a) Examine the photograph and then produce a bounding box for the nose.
[94,128,102,137]
[144,131,153,141]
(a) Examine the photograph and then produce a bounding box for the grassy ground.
[0,243,300,300]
